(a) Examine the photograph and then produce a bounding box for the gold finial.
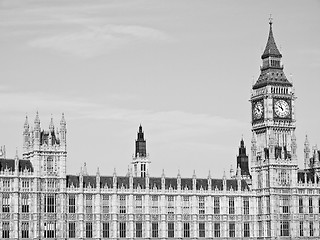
[269,14,273,25]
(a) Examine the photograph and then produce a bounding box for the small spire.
[240,136,245,147]
[192,170,196,178]
[223,170,226,179]
[138,124,143,134]
[261,16,282,59]
[237,164,241,176]
[15,147,19,159]
[304,134,310,148]
[208,170,211,179]
[177,169,181,178]
[49,114,54,131]
[161,169,165,177]
[135,124,146,157]
[60,113,66,125]
[230,165,234,178]
[24,115,29,128]
[34,111,40,124]
[269,14,273,25]
[83,162,88,175]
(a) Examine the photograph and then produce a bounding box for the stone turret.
[131,125,150,177]
[237,138,250,178]
[22,113,67,178]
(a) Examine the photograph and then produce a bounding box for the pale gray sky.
[0,0,319,178]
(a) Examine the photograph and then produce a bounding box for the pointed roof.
[24,115,29,128]
[137,124,145,141]
[240,137,245,148]
[304,135,310,146]
[261,20,282,59]
[49,114,54,130]
[253,19,292,90]
[60,113,66,125]
[34,111,40,124]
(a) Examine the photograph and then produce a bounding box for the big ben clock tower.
[250,19,299,238]
[251,18,298,171]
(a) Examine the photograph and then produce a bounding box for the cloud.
[75,105,246,143]
[0,88,245,139]
[0,0,175,57]
[29,24,175,58]
[76,105,244,127]
[0,90,98,119]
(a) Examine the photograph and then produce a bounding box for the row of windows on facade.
[278,221,320,237]
[0,179,57,191]
[0,221,251,239]
[0,158,58,176]
[1,194,55,213]
[246,221,320,238]
[257,196,320,215]
[3,194,320,215]
[2,222,34,239]
[2,220,320,239]
[0,194,251,215]
[101,222,250,239]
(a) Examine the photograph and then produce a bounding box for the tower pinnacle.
[132,125,150,177]
[49,114,54,132]
[253,19,292,89]
[269,14,273,25]
[34,111,40,125]
[135,124,146,157]
[237,138,251,178]
[261,17,282,59]
[60,113,66,126]
[24,115,29,129]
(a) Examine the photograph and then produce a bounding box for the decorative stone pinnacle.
[269,14,273,25]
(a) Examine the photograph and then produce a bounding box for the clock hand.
[279,105,283,111]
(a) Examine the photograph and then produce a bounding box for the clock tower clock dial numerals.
[253,101,264,120]
[274,99,290,118]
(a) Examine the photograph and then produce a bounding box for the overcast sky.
[0,0,319,178]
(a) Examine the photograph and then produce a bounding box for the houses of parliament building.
[1,20,320,240]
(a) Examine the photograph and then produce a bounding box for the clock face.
[274,99,290,118]
[253,101,264,120]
